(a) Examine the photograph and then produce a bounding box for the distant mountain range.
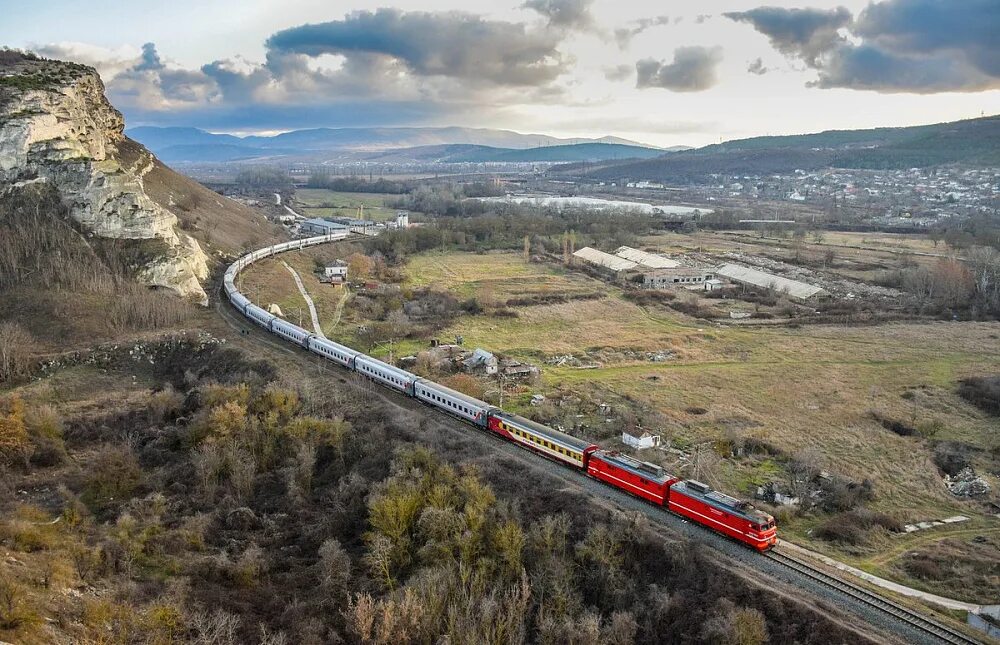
[555,115,1000,183]
[126,126,672,163]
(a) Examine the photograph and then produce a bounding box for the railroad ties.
[764,550,982,645]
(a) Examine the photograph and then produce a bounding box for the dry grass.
[239,248,353,336]
[293,189,397,222]
[121,140,283,255]
[241,246,1000,601]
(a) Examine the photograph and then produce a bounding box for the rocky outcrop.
[0,56,209,303]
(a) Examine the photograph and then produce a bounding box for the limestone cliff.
[0,55,210,303]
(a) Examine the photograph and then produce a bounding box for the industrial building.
[573,247,638,274]
[300,218,348,235]
[715,264,827,301]
[614,246,681,269]
[644,268,719,290]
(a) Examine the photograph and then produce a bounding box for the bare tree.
[0,322,36,383]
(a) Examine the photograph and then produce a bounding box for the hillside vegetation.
[0,183,194,362]
[0,337,875,644]
[565,115,1000,182]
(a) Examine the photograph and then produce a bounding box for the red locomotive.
[587,450,776,551]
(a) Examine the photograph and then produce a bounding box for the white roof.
[573,247,638,271]
[614,246,681,268]
[715,264,827,300]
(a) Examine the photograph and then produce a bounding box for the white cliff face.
[0,66,210,304]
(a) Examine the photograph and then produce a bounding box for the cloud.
[613,15,671,49]
[33,8,585,131]
[30,41,143,81]
[603,64,632,81]
[852,0,999,77]
[636,46,723,92]
[726,0,1000,93]
[134,42,164,71]
[724,6,851,66]
[747,58,768,75]
[522,0,596,31]
[265,9,568,87]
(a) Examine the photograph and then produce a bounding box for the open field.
[292,188,398,222]
[238,242,364,339]
[245,243,1000,602]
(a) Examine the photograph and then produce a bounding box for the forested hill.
[562,115,1000,183]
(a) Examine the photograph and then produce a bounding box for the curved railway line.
[220,233,987,645]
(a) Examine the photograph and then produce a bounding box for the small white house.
[324,262,348,282]
[622,432,660,450]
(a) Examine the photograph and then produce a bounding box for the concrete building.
[614,246,681,269]
[323,261,348,283]
[300,218,348,235]
[715,263,828,301]
[573,247,638,274]
[644,267,718,289]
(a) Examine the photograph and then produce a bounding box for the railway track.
[220,238,988,645]
[765,549,982,645]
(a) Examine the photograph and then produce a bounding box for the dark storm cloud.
[134,42,163,71]
[613,15,671,49]
[265,8,568,87]
[723,6,851,66]
[727,0,1000,93]
[812,43,996,93]
[852,0,999,77]
[635,46,723,92]
[522,0,596,31]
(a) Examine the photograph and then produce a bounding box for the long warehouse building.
[715,264,828,301]
[614,246,681,269]
[573,247,638,273]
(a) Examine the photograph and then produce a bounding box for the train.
[223,235,778,551]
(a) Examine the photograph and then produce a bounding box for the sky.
[2,0,998,147]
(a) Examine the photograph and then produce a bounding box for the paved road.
[282,261,325,338]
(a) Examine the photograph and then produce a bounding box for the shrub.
[25,403,65,466]
[82,445,142,512]
[869,411,916,437]
[0,573,38,630]
[957,375,1000,415]
[148,386,184,423]
[932,441,975,476]
[0,394,29,465]
[814,509,900,545]
[904,555,945,580]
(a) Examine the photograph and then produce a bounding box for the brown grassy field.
[403,249,1000,601]
[239,243,1000,602]
[292,189,398,223]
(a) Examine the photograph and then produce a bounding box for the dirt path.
[328,286,352,333]
[282,261,325,338]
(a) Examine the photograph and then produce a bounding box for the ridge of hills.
[127,125,672,163]
[555,115,1000,182]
